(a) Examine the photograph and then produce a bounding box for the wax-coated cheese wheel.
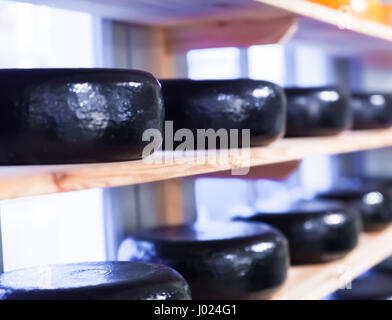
[160,79,286,148]
[317,178,392,231]
[0,69,164,164]
[331,269,392,300]
[285,86,352,137]
[350,93,392,129]
[0,262,191,300]
[235,200,360,265]
[120,221,289,299]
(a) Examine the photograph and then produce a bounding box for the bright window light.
[195,178,253,221]
[187,47,240,79]
[0,1,94,68]
[300,155,334,192]
[350,0,368,13]
[0,1,102,272]
[0,190,106,272]
[294,45,330,86]
[248,44,285,86]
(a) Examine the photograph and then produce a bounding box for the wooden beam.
[155,179,185,226]
[257,0,392,42]
[10,0,288,26]
[140,26,187,225]
[0,130,391,201]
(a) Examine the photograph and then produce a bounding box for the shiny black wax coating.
[350,93,392,129]
[235,200,360,265]
[317,179,392,231]
[285,86,352,137]
[0,69,164,164]
[120,221,289,299]
[160,79,286,148]
[0,262,191,300]
[331,269,392,300]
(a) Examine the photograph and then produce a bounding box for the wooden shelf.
[258,0,392,42]
[14,0,392,54]
[259,0,392,59]
[269,225,392,300]
[12,0,295,26]
[0,129,392,201]
[5,1,392,300]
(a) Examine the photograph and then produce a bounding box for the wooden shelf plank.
[11,0,290,26]
[12,0,392,54]
[0,129,392,201]
[257,0,392,42]
[269,225,392,300]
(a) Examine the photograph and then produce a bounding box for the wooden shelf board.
[0,129,392,201]
[257,0,392,42]
[269,225,392,300]
[10,0,291,26]
[11,0,392,54]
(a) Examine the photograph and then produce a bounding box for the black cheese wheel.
[160,79,286,148]
[0,262,191,300]
[317,178,392,231]
[350,93,392,129]
[285,86,352,137]
[0,69,164,164]
[376,255,392,273]
[119,221,289,299]
[331,269,392,300]
[235,200,360,265]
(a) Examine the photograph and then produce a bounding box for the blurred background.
[0,0,391,299]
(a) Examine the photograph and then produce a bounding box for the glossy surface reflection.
[285,86,352,137]
[0,69,164,164]
[160,79,287,148]
[0,262,191,300]
[119,221,289,299]
[235,200,360,265]
[331,269,392,300]
[350,93,392,129]
[317,179,392,231]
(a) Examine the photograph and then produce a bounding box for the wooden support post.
[156,179,185,226]
[147,26,189,225]
[103,21,190,228]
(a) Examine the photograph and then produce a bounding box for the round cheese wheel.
[120,221,289,299]
[317,178,392,231]
[235,200,360,265]
[0,262,190,300]
[160,79,286,148]
[0,68,164,164]
[285,86,351,137]
[351,93,392,129]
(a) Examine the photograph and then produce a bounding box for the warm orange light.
[307,0,350,10]
[382,5,392,25]
[306,0,388,25]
